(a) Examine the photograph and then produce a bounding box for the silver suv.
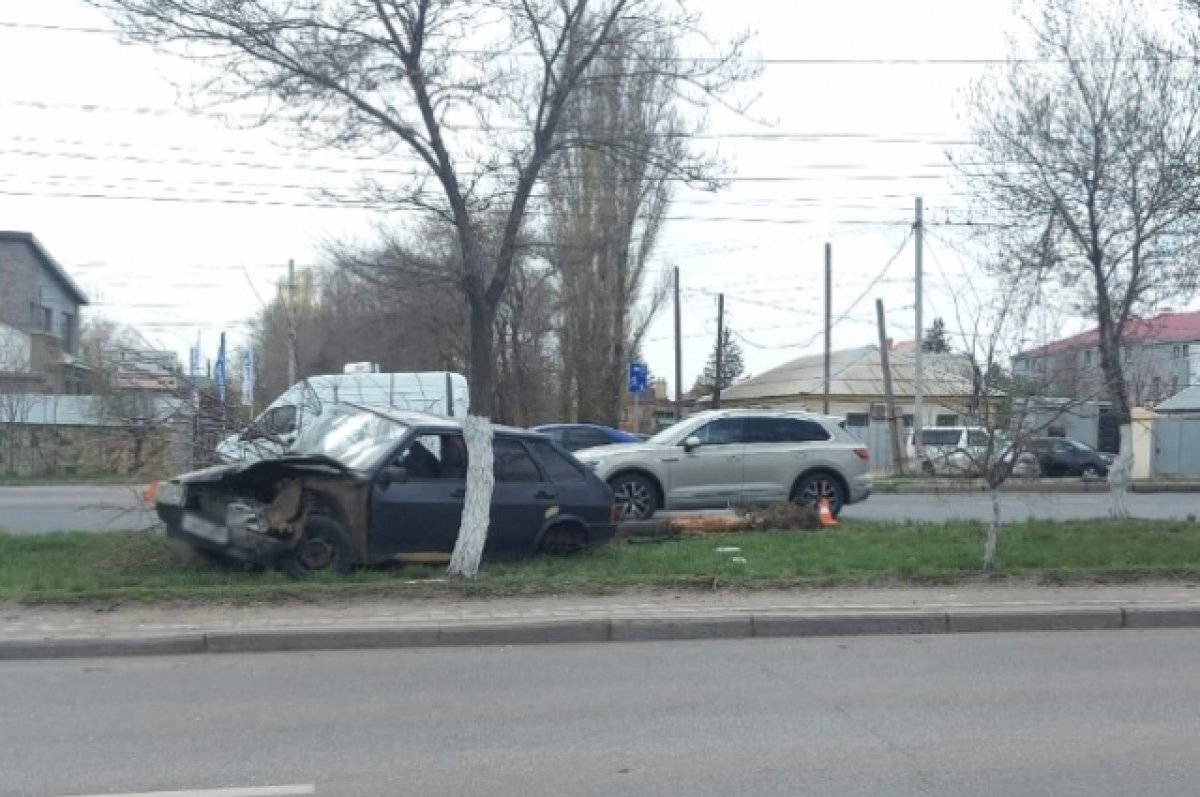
[575,410,873,520]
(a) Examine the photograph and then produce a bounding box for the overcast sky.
[1,0,1060,395]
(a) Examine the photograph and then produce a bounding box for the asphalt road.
[0,484,157,534]
[1,484,1198,534]
[4,631,1200,796]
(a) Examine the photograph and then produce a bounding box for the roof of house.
[1016,310,1200,359]
[1154,385,1200,413]
[718,345,981,403]
[0,231,89,306]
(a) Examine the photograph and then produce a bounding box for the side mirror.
[683,435,702,452]
[380,465,409,486]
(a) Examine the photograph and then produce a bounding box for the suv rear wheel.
[792,472,846,517]
[609,473,658,521]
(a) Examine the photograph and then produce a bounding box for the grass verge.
[3,519,1200,605]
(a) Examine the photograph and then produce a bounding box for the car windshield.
[289,405,408,470]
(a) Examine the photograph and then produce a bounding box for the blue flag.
[215,332,227,404]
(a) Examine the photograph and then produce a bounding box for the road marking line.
[63,785,315,797]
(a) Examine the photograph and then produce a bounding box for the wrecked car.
[154,403,618,576]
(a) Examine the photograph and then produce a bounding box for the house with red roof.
[1012,310,1200,406]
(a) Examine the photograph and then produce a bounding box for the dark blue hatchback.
[533,423,643,452]
[156,404,617,575]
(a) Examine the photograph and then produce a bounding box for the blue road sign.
[628,362,649,394]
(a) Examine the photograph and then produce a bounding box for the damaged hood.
[175,454,356,486]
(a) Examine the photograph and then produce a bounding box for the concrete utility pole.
[876,299,905,475]
[913,197,924,458]
[674,266,683,422]
[713,293,725,410]
[287,259,298,386]
[823,242,832,416]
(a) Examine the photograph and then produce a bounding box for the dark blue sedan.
[533,423,643,452]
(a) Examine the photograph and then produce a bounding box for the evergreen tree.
[923,317,952,353]
[692,327,745,395]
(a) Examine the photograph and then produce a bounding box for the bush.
[735,502,821,532]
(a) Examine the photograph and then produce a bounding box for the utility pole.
[674,266,682,422]
[913,197,924,459]
[713,293,725,410]
[823,242,832,415]
[876,299,905,475]
[287,258,298,386]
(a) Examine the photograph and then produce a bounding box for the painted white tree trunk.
[983,487,1002,571]
[448,415,495,578]
[1108,424,1133,520]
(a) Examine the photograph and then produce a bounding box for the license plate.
[181,513,230,544]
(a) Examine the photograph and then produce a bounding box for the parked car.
[155,403,616,575]
[1024,437,1114,480]
[533,423,643,452]
[574,409,872,521]
[906,426,991,475]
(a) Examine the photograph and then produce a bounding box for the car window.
[261,405,296,434]
[494,438,543,482]
[526,439,586,483]
[537,427,565,443]
[396,433,468,480]
[744,417,831,443]
[568,428,612,450]
[921,429,963,446]
[966,431,989,447]
[691,418,745,445]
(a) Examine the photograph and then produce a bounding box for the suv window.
[527,439,586,483]
[494,438,543,482]
[744,417,831,443]
[538,427,565,443]
[567,427,612,450]
[691,418,745,445]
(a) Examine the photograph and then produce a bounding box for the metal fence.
[1153,415,1200,478]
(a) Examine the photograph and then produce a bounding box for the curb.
[876,481,1200,495]
[4,604,1200,661]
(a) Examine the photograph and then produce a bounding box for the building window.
[1084,349,1093,366]
[1185,345,1191,357]
[29,303,51,332]
[902,414,914,428]
[1172,377,1179,395]
[845,412,869,428]
[1152,376,1162,401]
[935,413,959,427]
[1173,346,1180,359]
[60,313,76,353]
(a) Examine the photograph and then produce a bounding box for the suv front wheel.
[792,472,846,517]
[609,473,658,521]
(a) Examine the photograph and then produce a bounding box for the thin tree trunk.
[983,487,1002,571]
[466,297,496,418]
[1109,424,1133,519]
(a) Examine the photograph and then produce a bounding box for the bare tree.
[960,0,1200,516]
[91,0,751,418]
[544,28,680,424]
[930,270,1103,571]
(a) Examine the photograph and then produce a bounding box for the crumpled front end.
[157,479,309,565]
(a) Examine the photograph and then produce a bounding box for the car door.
[665,417,745,508]
[1046,440,1074,477]
[741,417,829,504]
[487,436,558,555]
[369,432,466,558]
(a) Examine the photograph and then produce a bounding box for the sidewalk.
[4,582,1200,659]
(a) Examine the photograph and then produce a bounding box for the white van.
[906,426,990,476]
[216,370,469,463]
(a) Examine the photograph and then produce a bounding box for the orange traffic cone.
[817,497,838,528]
